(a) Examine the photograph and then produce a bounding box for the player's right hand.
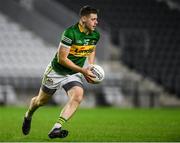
[82,66,96,77]
[81,66,96,80]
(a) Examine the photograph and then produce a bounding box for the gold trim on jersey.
[70,45,95,57]
[78,23,90,34]
[78,23,84,33]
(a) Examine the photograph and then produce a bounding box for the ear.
[81,16,87,23]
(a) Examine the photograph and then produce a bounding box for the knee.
[73,93,83,104]
[32,96,46,107]
[31,97,37,103]
[37,98,48,106]
[69,87,84,104]
[36,100,45,106]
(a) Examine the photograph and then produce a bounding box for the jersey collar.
[78,23,90,35]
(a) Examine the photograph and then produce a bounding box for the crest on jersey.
[45,78,53,86]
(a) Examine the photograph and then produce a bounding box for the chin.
[87,27,95,32]
[91,28,95,31]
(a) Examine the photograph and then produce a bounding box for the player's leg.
[61,84,84,118]
[48,82,84,138]
[22,86,55,135]
[25,88,52,119]
[22,64,58,135]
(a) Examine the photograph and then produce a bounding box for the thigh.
[67,86,84,102]
[36,88,51,103]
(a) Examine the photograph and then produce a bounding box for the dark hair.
[79,5,98,17]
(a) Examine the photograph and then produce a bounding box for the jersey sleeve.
[60,28,74,48]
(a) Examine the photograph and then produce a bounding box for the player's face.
[84,13,98,31]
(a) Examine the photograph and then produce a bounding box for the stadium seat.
[0,13,56,88]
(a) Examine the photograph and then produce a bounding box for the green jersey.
[51,23,100,75]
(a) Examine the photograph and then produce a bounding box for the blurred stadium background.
[0,0,180,108]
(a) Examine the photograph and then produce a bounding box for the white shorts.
[41,64,84,95]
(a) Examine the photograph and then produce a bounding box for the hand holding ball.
[87,64,105,84]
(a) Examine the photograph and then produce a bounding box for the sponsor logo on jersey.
[70,45,95,57]
[45,78,53,86]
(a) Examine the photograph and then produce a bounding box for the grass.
[0,106,180,142]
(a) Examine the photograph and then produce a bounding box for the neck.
[79,20,90,34]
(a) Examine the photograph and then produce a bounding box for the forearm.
[88,50,95,64]
[59,58,84,74]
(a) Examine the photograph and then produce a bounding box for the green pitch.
[0,106,180,142]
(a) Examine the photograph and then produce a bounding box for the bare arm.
[88,48,96,65]
[58,45,95,78]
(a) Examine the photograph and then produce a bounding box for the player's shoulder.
[62,24,77,39]
[64,24,78,33]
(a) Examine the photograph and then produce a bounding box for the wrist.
[80,68,86,75]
